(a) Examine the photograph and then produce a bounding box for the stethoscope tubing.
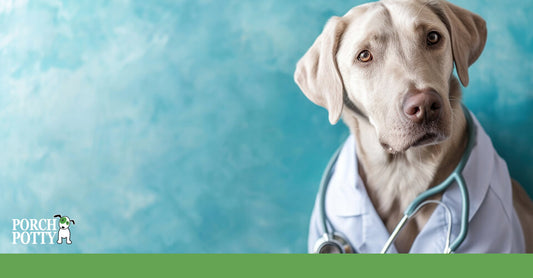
[317,104,476,254]
[317,144,344,242]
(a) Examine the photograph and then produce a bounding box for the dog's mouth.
[377,114,451,154]
[381,132,445,154]
[411,132,440,148]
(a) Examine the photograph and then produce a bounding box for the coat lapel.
[327,111,494,253]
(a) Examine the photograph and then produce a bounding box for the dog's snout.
[402,89,442,124]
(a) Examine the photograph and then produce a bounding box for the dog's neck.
[342,77,468,252]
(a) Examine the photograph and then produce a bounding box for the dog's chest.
[361,156,441,252]
[59,229,70,237]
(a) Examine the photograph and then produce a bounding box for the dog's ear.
[438,1,487,87]
[54,214,61,218]
[294,17,347,125]
[70,220,75,225]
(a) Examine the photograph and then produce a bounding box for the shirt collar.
[410,112,494,252]
[325,135,367,217]
[325,111,494,253]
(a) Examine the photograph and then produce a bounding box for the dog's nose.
[402,89,442,124]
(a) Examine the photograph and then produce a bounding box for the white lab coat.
[308,112,526,253]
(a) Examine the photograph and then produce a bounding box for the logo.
[54,214,75,244]
[12,214,76,245]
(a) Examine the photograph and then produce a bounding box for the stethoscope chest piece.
[313,233,354,254]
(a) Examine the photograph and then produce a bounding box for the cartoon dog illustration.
[54,214,75,244]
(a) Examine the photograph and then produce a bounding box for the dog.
[295,0,533,253]
[54,214,75,245]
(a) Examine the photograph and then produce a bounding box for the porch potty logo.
[12,214,76,245]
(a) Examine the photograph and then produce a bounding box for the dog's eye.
[427,31,440,46]
[357,50,373,63]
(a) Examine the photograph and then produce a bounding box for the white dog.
[54,214,75,245]
[295,0,533,253]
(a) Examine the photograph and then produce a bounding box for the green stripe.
[1,254,531,277]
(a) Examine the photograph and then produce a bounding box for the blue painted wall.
[0,0,531,253]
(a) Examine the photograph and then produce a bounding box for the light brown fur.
[295,0,533,253]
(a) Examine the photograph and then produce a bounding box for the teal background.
[0,0,531,253]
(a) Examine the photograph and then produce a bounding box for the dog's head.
[54,214,75,230]
[294,0,486,153]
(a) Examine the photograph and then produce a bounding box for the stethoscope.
[313,104,476,254]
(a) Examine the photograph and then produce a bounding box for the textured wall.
[0,0,531,253]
